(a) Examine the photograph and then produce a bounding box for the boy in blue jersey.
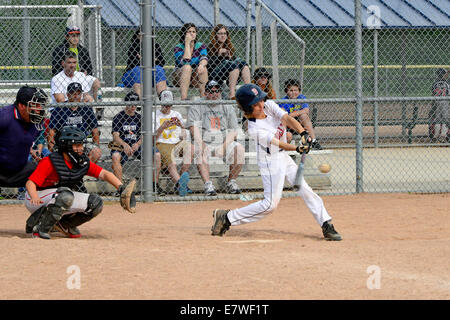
[47,82,102,163]
[279,79,323,150]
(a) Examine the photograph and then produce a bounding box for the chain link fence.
[1,0,449,203]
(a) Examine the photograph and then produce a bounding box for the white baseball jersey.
[51,71,95,103]
[247,99,288,160]
[227,100,332,227]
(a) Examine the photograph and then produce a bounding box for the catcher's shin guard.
[56,193,103,233]
[26,206,46,233]
[32,204,65,239]
[32,188,74,239]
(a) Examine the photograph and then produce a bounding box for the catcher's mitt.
[108,141,124,152]
[118,178,137,213]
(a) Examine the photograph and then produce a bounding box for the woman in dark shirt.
[208,24,251,99]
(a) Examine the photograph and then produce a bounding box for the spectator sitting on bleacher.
[251,67,276,99]
[51,26,93,76]
[172,23,208,100]
[154,90,194,197]
[279,79,323,150]
[111,91,165,195]
[121,29,168,98]
[51,51,101,103]
[48,82,102,164]
[186,80,244,196]
[429,68,450,142]
[207,24,251,99]
[111,91,142,183]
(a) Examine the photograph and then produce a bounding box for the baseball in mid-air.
[319,163,331,173]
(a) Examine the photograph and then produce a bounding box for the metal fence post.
[245,0,252,66]
[22,0,30,81]
[270,21,279,98]
[355,0,363,193]
[373,28,379,147]
[214,0,220,26]
[142,0,154,202]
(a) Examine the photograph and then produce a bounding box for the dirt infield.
[0,192,448,300]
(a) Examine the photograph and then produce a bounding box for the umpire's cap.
[15,85,47,106]
[67,82,83,94]
[235,84,267,114]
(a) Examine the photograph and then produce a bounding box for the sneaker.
[211,209,231,236]
[311,139,323,150]
[226,179,241,194]
[204,181,217,196]
[155,183,166,196]
[322,221,342,241]
[177,172,190,197]
[54,221,82,238]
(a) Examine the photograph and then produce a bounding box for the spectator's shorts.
[210,58,248,83]
[156,140,190,167]
[111,146,159,165]
[207,141,242,165]
[121,65,167,88]
[111,148,142,165]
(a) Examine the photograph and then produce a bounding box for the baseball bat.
[293,152,306,191]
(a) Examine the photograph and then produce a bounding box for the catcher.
[24,126,136,239]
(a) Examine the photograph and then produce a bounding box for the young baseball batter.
[211,84,342,241]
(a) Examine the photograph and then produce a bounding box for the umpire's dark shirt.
[0,104,40,173]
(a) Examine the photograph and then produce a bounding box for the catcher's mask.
[235,84,267,115]
[55,126,88,167]
[16,86,48,127]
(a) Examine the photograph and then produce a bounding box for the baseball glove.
[108,141,124,152]
[118,178,137,214]
[296,130,312,154]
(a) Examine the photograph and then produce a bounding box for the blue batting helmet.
[235,84,267,114]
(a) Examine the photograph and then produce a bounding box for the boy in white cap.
[154,90,194,196]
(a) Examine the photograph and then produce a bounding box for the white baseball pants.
[227,151,332,227]
[24,188,90,215]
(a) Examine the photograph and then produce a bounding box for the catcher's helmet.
[55,126,88,166]
[15,86,48,125]
[235,84,267,114]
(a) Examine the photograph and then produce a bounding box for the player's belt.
[260,145,283,155]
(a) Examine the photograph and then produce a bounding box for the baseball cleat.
[31,226,51,240]
[211,209,231,236]
[54,221,81,238]
[322,221,342,241]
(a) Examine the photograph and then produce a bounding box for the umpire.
[0,86,49,188]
